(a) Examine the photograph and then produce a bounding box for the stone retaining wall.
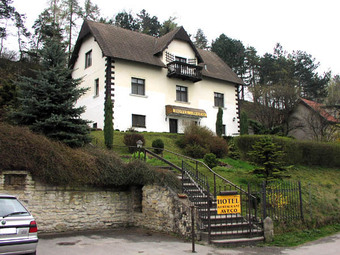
[0,171,132,232]
[134,185,198,237]
[0,171,197,238]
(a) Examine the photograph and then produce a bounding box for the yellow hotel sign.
[165,105,207,118]
[216,195,241,214]
[172,108,207,117]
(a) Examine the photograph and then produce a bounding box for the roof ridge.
[86,19,158,40]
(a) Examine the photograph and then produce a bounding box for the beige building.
[71,21,244,135]
[288,98,339,141]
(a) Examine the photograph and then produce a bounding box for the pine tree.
[193,28,209,50]
[215,107,223,137]
[12,35,91,147]
[248,136,287,180]
[104,96,113,149]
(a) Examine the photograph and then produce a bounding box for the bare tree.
[248,83,299,133]
[289,103,339,141]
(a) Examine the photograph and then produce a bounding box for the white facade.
[72,29,241,136]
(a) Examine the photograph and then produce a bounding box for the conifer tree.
[215,107,223,137]
[104,96,113,149]
[12,32,91,147]
[248,136,287,180]
[240,111,249,135]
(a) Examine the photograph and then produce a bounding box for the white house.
[71,20,244,135]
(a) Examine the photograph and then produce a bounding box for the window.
[214,92,224,107]
[132,114,146,128]
[85,50,92,68]
[131,78,145,95]
[175,56,187,63]
[176,85,188,102]
[4,174,26,190]
[222,125,226,136]
[94,79,99,97]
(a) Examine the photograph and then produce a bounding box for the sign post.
[217,191,241,215]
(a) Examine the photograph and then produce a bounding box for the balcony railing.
[167,61,202,83]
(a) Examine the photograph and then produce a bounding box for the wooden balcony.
[167,61,202,83]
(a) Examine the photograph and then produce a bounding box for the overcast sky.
[9,0,340,75]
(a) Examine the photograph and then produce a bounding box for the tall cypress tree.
[240,111,249,135]
[215,107,223,137]
[104,96,113,149]
[12,34,91,147]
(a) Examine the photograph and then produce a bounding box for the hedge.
[235,135,340,167]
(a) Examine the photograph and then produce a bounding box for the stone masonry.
[134,185,199,238]
[0,171,197,238]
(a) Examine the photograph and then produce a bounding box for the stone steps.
[210,236,265,246]
[179,167,264,246]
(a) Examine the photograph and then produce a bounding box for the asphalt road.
[37,228,340,255]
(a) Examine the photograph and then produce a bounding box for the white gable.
[163,39,197,64]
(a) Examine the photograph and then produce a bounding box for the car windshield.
[0,197,29,217]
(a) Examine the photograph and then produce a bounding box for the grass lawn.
[268,223,340,247]
[91,130,340,246]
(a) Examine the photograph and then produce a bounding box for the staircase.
[144,148,264,246]
[181,161,264,246]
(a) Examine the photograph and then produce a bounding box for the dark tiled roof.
[70,20,243,85]
[198,49,244,85]
[300,98,338,123]
[85,20,164,67]
[153,27,181,55]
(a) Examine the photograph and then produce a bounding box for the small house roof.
[300,98,338,123]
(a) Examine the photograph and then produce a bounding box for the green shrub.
[132,151,147,159]
[184,144,208,159]
[209,136,228,158]
[248,136,287,180]
[0,122,179,188]
[226,137,240,159]
[152,138,164,154]
[179,123,228,158]
[182,124,214,148]
[235,135,340,167]
[203,153,218,168]
[123,133,145,153]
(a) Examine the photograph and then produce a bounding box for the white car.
[0,194,38,255]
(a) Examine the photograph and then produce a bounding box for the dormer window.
[175,56,187,63]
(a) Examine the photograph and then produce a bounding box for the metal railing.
[110,145,263,242]
[167,61,202,82]
[258,181,304,222]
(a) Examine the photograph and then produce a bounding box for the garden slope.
[0,123,180,189]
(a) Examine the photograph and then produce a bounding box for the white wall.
[72,35,107,128]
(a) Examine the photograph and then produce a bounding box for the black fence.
[255,181,304,222]
[181,161,262,243]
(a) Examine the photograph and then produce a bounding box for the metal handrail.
[146,147,256,199]
[167,60,203,70]
[110,144,255,200]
